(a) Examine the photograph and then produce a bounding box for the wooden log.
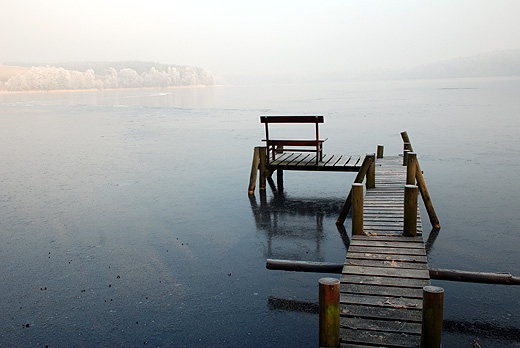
[421,286,444,348]
[248,147,260,194]
[352,183,364,236]
[319,278,340,348]
[415,161,440,229]
[403,184,418,237]
[377,144,384,159]
[406,152,417,185]
[336,155,374,224]
[266,259,343,274]
[259,146,267,191]
[366,153,376,189]
[266,262,520,285]
[429,268,520,285]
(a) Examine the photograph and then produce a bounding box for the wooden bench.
[260,115,326,165]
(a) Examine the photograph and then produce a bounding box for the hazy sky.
[2,0,519,81]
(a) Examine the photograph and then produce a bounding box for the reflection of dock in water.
[248,191,350,260]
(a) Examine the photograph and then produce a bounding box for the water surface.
[1,78,519,347]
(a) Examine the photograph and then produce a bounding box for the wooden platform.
[340,156,430,347]
[267,152,364,172]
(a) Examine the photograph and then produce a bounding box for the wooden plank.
[341,283,424,299]
[347,246,426,256]
[350,240,425,249]
[346,252,427,263]
[344,259,428,270]
[340,328,420,348]
[341,317,421,334]
[260,115,324,123]
[341,303,422,322]
[335,155,353,166]
[352,235,424,242]
[340,274,430,288]
[342,265,429,279]
[340,293,423,309]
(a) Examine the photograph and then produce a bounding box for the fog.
[1,0,520,83]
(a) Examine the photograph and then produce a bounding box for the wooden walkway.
[340,156,431,348]
[267,152,364,172]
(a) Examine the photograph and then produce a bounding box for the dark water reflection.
[1,79,519,347]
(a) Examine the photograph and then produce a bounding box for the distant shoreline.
[0,84,223,95]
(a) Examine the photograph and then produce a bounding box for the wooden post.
[406,152,417,185]
[319,278,340,348]
[421,286,444,348]
[259,146,267,191]
[336,155,373,224]
[352,183,364,235]
[366,153,376,189]
[403,149,409,166]
[376,144,384,159]
[403,184,418,237]
[248,147,260,194]
[401,130,411,145]
[276,169,284,191]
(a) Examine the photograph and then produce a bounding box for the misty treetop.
[1,62,216,91]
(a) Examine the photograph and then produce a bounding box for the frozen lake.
[1,77,519,347]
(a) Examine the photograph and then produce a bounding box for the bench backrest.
[260,115,324,124]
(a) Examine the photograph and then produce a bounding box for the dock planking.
[266,152,364,172]
[340,156,430,348]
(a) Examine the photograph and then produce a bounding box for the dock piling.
[403,184,418,237]
[366,153,376,189]
[376,144,384,158]
[352,183,364,235]
[259,146,267,191]
[336,155,374,224]
[319,278,340,348]
[421,286,444,348]
[248,147,261,194]
[406,152,417,185]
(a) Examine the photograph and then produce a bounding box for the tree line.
[0,62,216,91]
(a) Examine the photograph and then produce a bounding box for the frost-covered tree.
[4,62,215,91]
[103,68,118,89]
[118,68,143,88]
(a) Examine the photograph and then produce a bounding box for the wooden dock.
[340,155,431,347]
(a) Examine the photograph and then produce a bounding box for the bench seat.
[260,115,326,165]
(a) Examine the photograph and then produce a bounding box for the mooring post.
[403,184,418,237]
[319,278,340,348]
[366,153,376,189]
[259,146,267,191]
[403,149,410,166]
[421,286,444,348]
[352,183,364,235]
[248,147,260,194]
[336,155,373,225]
[377,144,384,159]
[406,152,417,185]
